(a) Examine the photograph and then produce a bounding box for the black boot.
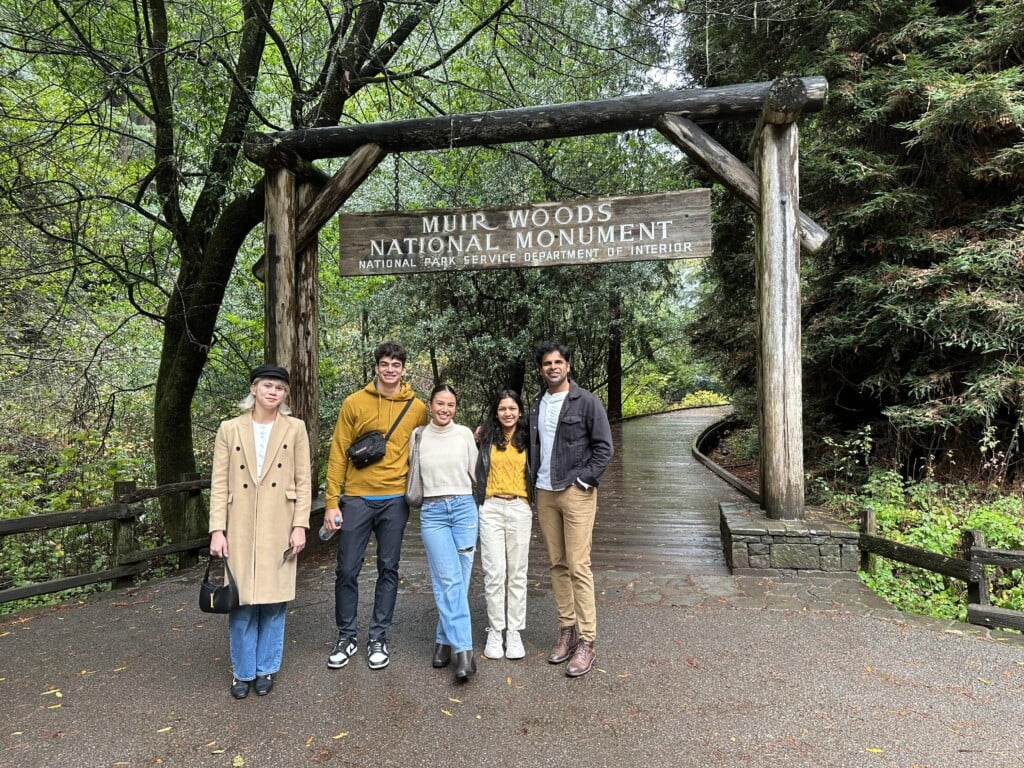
[432,643,451,668]
[454,650,476,681]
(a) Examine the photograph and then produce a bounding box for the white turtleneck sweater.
[419,421,478,497]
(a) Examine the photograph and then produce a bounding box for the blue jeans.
[334,495,409,641]
[229,602,287,681]
[420,495,478,653]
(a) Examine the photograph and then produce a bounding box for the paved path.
[2,408,1023,768]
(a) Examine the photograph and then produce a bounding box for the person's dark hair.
[374,341,407,365]
[430,383,457,402]
[535,340,571,366]
[479,389,528,452]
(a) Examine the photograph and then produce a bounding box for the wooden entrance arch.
[243,76,830,521]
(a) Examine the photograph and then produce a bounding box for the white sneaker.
[484,627,504,659]
[505,630,525,660]
[366,639,390,670]
[327,636,357,669]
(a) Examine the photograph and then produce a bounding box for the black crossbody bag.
[347,399,414,469]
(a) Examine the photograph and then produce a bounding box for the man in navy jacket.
[528,341,613,677]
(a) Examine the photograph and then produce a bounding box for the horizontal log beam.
[0,504,135,535]
[119,479,210,503]
[969,546,1024,570]
[245,77,828,165]
[0,563,147,604]
[117,537,211,565]
[859,533,980,581]
[967,603,1024,633]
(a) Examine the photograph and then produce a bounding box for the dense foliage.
[682,0,1024,489]
[835,469,1024,619]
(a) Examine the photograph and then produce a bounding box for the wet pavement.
[2,408,1022,768]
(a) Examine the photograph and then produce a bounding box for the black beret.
[249,364,290,384]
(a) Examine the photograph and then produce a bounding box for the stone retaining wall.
[720,501,860,574]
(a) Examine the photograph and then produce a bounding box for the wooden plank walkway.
[592,406,745,575]
[400,406,746,580]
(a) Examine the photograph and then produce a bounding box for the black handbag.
[347,399,413,468]
[199,557,239,614]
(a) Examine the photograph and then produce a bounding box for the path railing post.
[180,472,204,567]
[112,480,137,589]
[962,529,989,607]
[859,508,876,574]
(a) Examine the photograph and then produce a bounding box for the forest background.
[1,0,1022,619]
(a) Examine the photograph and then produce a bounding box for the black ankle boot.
[454,650,476,681]
[432,643,451,668]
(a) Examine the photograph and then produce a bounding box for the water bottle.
[319,514,342,541]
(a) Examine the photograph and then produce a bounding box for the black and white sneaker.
[366,639,390,670]
[327,636,358,669]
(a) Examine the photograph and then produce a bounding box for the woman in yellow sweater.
[473,390,532,660]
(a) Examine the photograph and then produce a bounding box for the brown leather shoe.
[547,625,579,664]
[565,639,595,677]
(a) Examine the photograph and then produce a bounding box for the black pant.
[333,495,409,640]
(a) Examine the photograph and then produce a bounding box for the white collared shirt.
[536,390,567,491]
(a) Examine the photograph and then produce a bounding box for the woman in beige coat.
[209,364,311,699]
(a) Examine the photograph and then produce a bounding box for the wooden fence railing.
[0,476,212,605]
[860,509,1024,633]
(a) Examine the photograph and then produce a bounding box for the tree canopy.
[682,0,1024,486]
[1,1,703,530]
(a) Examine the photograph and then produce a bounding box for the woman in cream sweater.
[415,384,479,681]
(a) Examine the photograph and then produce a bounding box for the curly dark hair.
[535,340,570,366]
[374,341,407,364]
[479,389,528,452]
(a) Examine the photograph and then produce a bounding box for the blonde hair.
[239,377,292,415]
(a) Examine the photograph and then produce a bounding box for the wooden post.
[962,529,989,607]
[263,146,386,502]
[860,507,876,574]
[112,480,137,588]
[180,472,204,567]
[754,78,806,520]
[265,166,298,369]
[295,180,320,500]
[264,165,323,506]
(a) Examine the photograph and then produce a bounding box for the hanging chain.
[393,153,400,211]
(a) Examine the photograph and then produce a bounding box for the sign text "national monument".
[338,190,711,276]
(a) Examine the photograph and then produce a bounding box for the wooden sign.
[338,189,711,276]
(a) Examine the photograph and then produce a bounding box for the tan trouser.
[536,486,597,642]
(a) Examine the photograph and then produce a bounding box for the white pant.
[478,496,532,631]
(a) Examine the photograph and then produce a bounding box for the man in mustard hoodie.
[323,342,428,670]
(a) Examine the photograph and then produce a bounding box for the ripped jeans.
[420,494,479,653]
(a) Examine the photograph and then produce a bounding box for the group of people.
[208,340,613,698]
